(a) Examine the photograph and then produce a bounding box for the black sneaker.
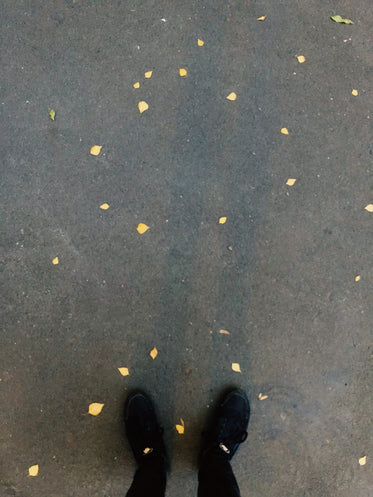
[199,388,250,463]
[124,390,169,470]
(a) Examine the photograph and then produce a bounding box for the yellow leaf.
[358,456,367,466]
[258,393,268,400]
[150,347,158,360]
[144,70,153,79]
[176,418,185,434]
[364,204,373,212]
[281,127,289,135]
[28,464,39,477]
[297,55,306,63]
[52,257,59,265]
[354,275,361,282]
[219,216,227,224]
[118,367,130,376]
[138,101,149,113]
[100,203,110,210]
[257,16,266,21]
[133,82,140,89]
[137,223,149,234]
[197,39,204,46]
[226,92,237,101]
[143,447,153,454]
[232,363,241,373]
[219,329,230,335]
[179,68,187,77]
[286,178,297,186]
[49,109,55,121]
[90,145,102,156]
[351,89,358,96]
[88,402,104,416]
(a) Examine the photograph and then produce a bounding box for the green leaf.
[330,15,354,24]
[49,109,56,121]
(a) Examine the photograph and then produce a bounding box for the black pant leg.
[198,452,241,497]
[126,456,167,497]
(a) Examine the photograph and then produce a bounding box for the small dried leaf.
[364,204,373,212]
[331,15,354,24]
[281,127,289,135]
[28,464,39,477]
[143,447,153,454]
[90,145,102,156]
[88,403,104,416]
[52,257,59,265]
[118,367,130,376]
[354,275,361,282]
[137,223,149,234]
[226,92,237,101]
[351,89,358,96]
[49,109,55,121]
[258,393,268,400]
[358,456,367,466]
[138,101,149,113]
[286,178,297,186]
[227,246,233,251]
[197,39,204,46]
[133,82,140,89]
[144,71,153,79]
[219,329,230,335]
[297,55,306,63]
[219,216,227,224]
[257,16,266,21]
[232,363,241,373]
[176,418,185,434]
[179,68,187,77]
[150,347,158,360]
[100,203,110,210]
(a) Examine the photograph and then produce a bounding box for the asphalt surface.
[1,1,372,496]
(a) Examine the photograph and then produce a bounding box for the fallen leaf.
[351,89,358,96]
[227,246,233,251]
[90,145,102,156]
[118,367,130,376]
[138,101,149,113]
[281,127,289,135]
[88,403,104,416]
[258,393,268,400]
[100,203,110,210]
[49,109,55,121]
[143,447,153,454]
[28,464,39,477]
[179,68,187,77]
[257,16,266,21]
[137,223,149,234]
[297,55,306,63]
[226,92,237,101]
[52,257,59,265]
[331,15,354,24]
[364,204,373,212]
[232,363,241,373]
[286,178,297,186]
[150,347,158,360]
[354,275,361,282]
[219,329,230,335]
[176,418,185,434]
[219,216,227,224]
[197,39,204,46]
[358,456,367,466]
[133,82,140,89]
[144,70,153,79]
